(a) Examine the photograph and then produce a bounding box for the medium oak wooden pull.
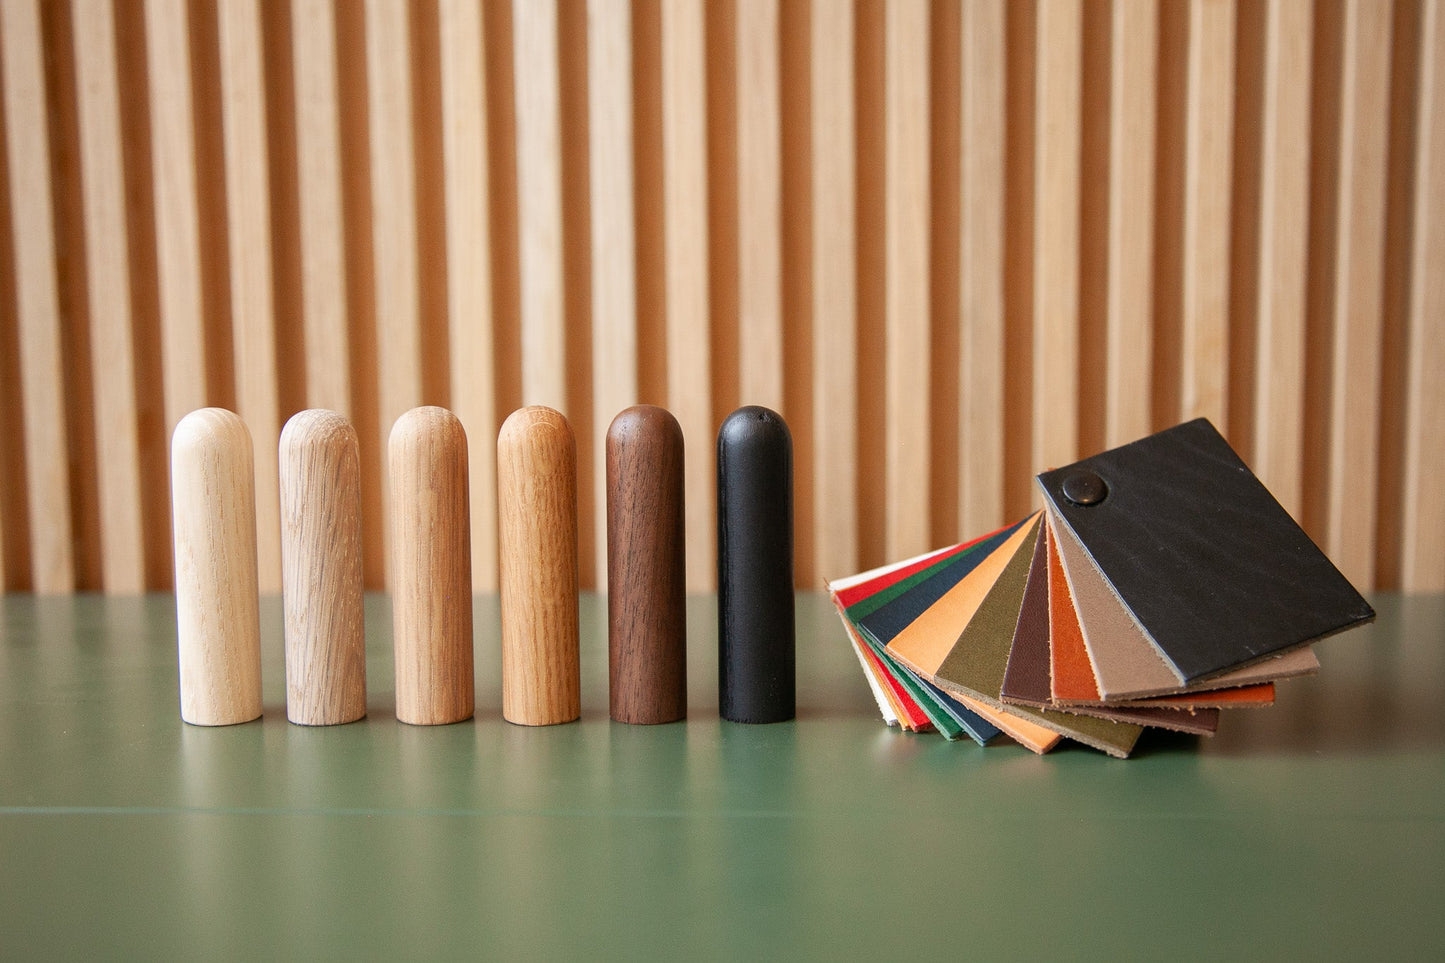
[498,405,580,726]
[389,406,474,725]
[279,409,366,725]
[717,405,795,723]
[172,407,263,726]
[606,405,686,724]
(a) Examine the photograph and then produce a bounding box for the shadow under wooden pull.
[389,406,474,725]
[172,407,263,726]
[280,409,366,726]
[606,405,686,724]
[498,405,580,726]
[717,405,795,723]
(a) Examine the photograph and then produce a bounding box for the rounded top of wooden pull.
[498,405,573,447]
[717,405,791,450]
[173,407,252,459]
[389,405,466,451]
[280,408,357,454]
[607,404,682,446]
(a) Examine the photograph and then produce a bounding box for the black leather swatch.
[1037,418,1375,683]
[717,407,795,723]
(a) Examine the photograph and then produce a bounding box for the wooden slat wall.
[1,0,1442,595]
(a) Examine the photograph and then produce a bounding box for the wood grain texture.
[737,0,783,411]
[588,0,639,591]
[884,0,930,559]
[74,0,145,594]
[497,405,580,726]
[1179,0,1235,427]
[1324,0,1391,588]
[172,408,262,726]
[514,0,566,408]
[606,405,686,724]
[1031,0,1082,475]
[1,0,74,593]
[218,0,282,593]
[366,0,423,589]
[144,0,208,435]
[439,0,498,592]
[1249,0,1312,519]
[280,409,365,726]
[958,0,1005,536]
[388,406,474,725]
[291,0,350,413]
[810,0,857,578]
[662,0,714,592]
[1402,0,1445,591]
[1104,0,1157,448]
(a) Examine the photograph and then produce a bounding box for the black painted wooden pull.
[716,405,795,724]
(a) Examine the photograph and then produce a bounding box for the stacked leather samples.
[827,419,1375,758]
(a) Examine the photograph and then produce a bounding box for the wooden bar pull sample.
[606,405,686,724]
[279,410,366,725]
[498,406,580,726]
[717,406,795,723]
[389,406,474,725]
[172,408,263,726]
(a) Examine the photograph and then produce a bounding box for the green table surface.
[1,592,1441,959]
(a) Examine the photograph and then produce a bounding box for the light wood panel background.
[1,0,1442,596]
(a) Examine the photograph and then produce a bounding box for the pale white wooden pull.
[172,407,263,726]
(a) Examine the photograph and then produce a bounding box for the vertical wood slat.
[1324,0,1392,589]
[883,0,930,560]
[514,0,566,409]
[292,0,350,413]
[218,0,282,593]
[1402,0,1445,591]
[1179,0,1235,427]
[1103,0,1157,449]
[2,0,75,593]
[736,0,782,412]
[1030,0,1082,475]
[1249,0,1313,520]
[440,0,498,591]
[145,0,207,436]
[662,0,714,591]
[958,0,1005,538]
[73,0,144,594]
[811,0,857,579]
[588,0,638,589]
[365,0,423,582]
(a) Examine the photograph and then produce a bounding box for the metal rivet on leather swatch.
[1062,470,1108,506]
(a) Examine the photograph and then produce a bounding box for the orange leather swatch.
[1047,523,1101,702]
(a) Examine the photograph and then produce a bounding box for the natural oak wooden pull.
[498,405,580,726]
[717,405,795,723]
[388,406,474,725]
[279,409,366,726]
[606,405,686,724]
[172,407,263,726]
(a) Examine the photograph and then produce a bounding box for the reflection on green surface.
[0,593,1442,957]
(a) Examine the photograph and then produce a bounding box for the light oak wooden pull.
[172,407,263,726]
[606,405,686,724]
[498,405,580,726]
[279,409,366,726]
[388,406,474,725]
